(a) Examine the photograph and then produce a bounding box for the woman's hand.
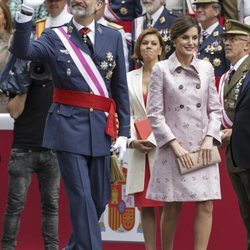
[169,140,194,169]
[197,136,213,166]
[131,140,155,154]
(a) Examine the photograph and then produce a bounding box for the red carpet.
[0,130,246,250]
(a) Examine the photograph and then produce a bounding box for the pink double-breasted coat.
[146,53,222,202]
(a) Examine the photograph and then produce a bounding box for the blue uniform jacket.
[198,24,230,77]
[11,19,130,157]
[130,8,178,70]
[107,0,142,21]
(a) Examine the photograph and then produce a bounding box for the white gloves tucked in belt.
[110,136,127,162]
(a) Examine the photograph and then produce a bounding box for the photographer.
[1,0,72,248]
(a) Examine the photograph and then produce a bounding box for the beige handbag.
[177,146,221,174]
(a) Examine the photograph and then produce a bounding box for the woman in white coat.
[126,28,165,250]
[146,16,222,250]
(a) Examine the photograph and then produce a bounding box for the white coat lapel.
[131,67,146,112]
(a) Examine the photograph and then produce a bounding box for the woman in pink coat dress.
[146,16,222,250]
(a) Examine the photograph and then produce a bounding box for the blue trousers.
[56,151,111,250]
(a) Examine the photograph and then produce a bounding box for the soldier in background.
[104,0,142,46]
[130,0,178,70]
[96,0,129,72]
[219,19,250,250]
[221,0,239,21]
[194,0,230,88]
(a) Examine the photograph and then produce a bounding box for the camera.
[28,61,51,81]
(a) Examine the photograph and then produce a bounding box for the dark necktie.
[79,27,93,54]
[200,30,208,45]
[228,69,235,84]
[147,16,153,28]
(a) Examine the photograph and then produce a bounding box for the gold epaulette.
[107,21,123,30]
[35,17,47,24]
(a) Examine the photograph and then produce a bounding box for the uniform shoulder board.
[107,21,123,30]
[35,17,47,24]
[169,11,180,18]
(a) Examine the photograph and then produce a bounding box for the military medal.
[101,61,108,70]
[203,56,210,62]
[217,45,222,51]
[199,36,204,44]
[106,52,114,61]
[162,34,168,42]
[120,7,128,15]
[229,101,235,109]
[165,44,171,53]
[101,52,116,80]
[210,44,215,54]
[213,58,221,67]
[232,74,247,100]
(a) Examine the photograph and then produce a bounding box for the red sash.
[53,88,117,139]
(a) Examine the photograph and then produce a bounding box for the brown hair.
[170,15,201,42]
[0,2,12,34]
[132,27,166,61]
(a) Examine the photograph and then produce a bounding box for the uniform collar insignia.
[98,25,103,33]
[67,25,73,34]
[160,16,165,24]
[243,64,248,71]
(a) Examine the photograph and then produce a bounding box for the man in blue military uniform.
[104,0,142,22]
[130,0,178,70]
[194,0,230,88]
[104,0,142,41]
[10,0,130,249]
